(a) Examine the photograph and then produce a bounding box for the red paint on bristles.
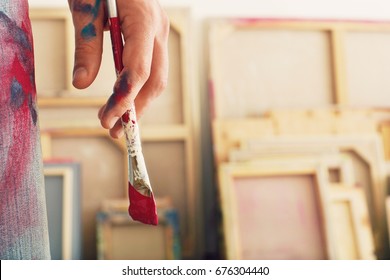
[128,182,158,225]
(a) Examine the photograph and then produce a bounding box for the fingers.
[99,19,155,129]
[98,33,168,138]
[68,0,105,89]
[98,104,124,138]
[109,119,124,139]
[95,0,169,139]
[99,69,136,129]
[100,33,168,128]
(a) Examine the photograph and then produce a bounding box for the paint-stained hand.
[68,0,169,138]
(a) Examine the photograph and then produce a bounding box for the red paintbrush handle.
[108,16,124,76]
[108,16,131,125]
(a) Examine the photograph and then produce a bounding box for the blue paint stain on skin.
[116,71,131,94]
[105,92,118,112]
[104,71,131,113]
[91,0,102,19]
[73,0,102,40]
[73,0,101,19]
[81,23,97,40]
[73,2,94,14]
[10,79,25,109]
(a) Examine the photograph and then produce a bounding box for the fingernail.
[73,67,87,83]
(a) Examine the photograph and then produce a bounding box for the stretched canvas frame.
[43,162,81,260]
[329,186,376,259]
[268,109,377,136]
[209,20,335,119]
[244,135,388,258]
[209,19,390,119]
[29,8,74,95]
[96,199,181,260]
[218,160,334,260]
[229,153,355,186]
[42,128,127,260]
[212,118,275,163]
[41,127,197,259]
[212,115,379,164]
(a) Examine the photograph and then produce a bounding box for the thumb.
[68,0,105,89]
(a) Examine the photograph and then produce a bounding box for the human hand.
[68,0,169,138]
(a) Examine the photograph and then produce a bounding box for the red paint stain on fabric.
[0,4,42,248]
[2,57,36,193]
[11,56,35,100]
[0,59,39,241]
[128,182,158,225]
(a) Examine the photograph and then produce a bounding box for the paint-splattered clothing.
[0,0,50,259]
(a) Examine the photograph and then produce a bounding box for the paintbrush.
[106,0,158,225]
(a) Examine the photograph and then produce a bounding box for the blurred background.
[29,0,390,260]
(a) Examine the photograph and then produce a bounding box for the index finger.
[99,14,155,129]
